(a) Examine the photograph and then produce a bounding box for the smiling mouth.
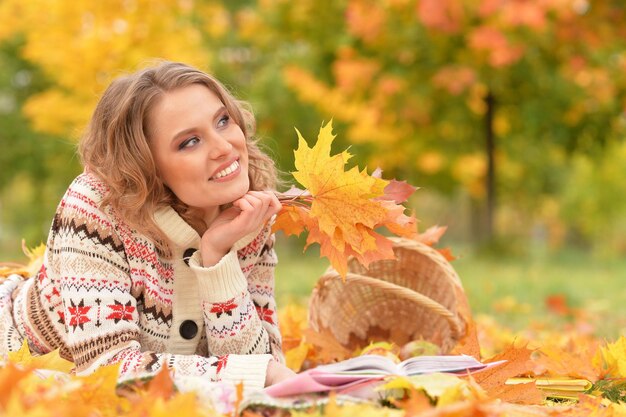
[210,160,240,180]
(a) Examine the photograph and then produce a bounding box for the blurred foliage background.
[1,0,626,332]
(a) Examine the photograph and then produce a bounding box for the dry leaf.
[472,344,543,404]
[7,340,74,373]
[451,319,481,360]
[79,364,128,416]
[372,167,418,204]
[284,342,311,372]
[145,366,175,400]
[234,381,245,417]
[0,241,45,279]
[133,393,205,417]
[0,363,31,409]
[381,373,471,405]
[416,225,448,246]
[436,247,456,262]
[271,205,308,238]
[593,336,626,378]
[303,328,353,364]
[274,120,418,277]
[392,388,432,415]
[533,340,604,382]
[21,240,46,277]
[278,303,308,351]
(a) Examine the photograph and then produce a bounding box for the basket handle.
[322,271,465,339]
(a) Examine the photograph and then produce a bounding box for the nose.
[208,133,233,159]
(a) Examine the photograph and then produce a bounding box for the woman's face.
[148,84,249,220]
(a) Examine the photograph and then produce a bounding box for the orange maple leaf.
[303,328,353,365]
[271,204,308,237]
[545,294,573,317]
[145,366,175,400]
[0,363,31,409]
[372,167,417,204]
[273,121,418,277]
[472,344,543,404]
[451,319,481,360]
[416,225,448,246]
[533,337,604,382]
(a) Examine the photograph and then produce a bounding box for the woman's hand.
[264,360,297,387]
[200,191,281,266]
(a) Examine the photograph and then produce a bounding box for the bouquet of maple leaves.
[273,121,450,278]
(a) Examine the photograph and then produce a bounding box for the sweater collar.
[154,206,201,250]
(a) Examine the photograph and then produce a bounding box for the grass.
[274,236,626,339]
[274,236,328,303]
[454,247,626,337]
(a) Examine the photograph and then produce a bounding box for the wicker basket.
[308,238,471,353]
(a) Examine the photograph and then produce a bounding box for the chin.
[224,178,250,203]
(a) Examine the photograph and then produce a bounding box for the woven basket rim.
[308,238,470,352]
[317,270,465,338]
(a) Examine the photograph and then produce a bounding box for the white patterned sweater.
[7,173,283,390]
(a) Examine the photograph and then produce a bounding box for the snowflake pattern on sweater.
[5,173,283,390]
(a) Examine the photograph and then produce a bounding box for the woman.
[0,61,294,390]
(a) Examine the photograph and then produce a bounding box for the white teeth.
[212,160,239,179]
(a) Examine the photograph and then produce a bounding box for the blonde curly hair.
[79,61,278,255]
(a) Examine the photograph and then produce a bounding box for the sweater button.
[179,320,198,339]
[183,248,196,266]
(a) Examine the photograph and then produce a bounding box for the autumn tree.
[2,0,626,252]
[233,0,626,245]
[0,0,213,253]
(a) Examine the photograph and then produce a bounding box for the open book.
[265,354,506,397]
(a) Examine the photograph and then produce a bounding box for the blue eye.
[217,114,230,128]
[179,136,200,150]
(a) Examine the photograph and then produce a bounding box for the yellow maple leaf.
[293,121,389,248]
[7,340,74,373]
[78,363,129,416]
[284,342,311,372]
[0,363,31,409]
[315,393,405,417]
[279,303,308,351]
[132,393,206,417]
[594,336,626,378]
[275,121,418,276]
[379,373,473,405]
[21,240,46,277]
[0,241,46,279]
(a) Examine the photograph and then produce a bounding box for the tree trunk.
[484,90,496,243]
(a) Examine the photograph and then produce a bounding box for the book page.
[314,355,399,375]
[399,355,504,375]
[265,355,507,397]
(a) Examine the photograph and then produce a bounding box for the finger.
[248,191,272,211]
[243,193,271,225]
[241,193,264,210]
[232,192,276,232]
[233,197,254,212]
[218,206,241,221]
[232,196,265,229]
[253,191,281,218]
[250,191,277,217]
[267,192,282,215]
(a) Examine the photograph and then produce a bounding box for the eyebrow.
[171,105,228,142]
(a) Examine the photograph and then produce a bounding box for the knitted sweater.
[8,173,283,390]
